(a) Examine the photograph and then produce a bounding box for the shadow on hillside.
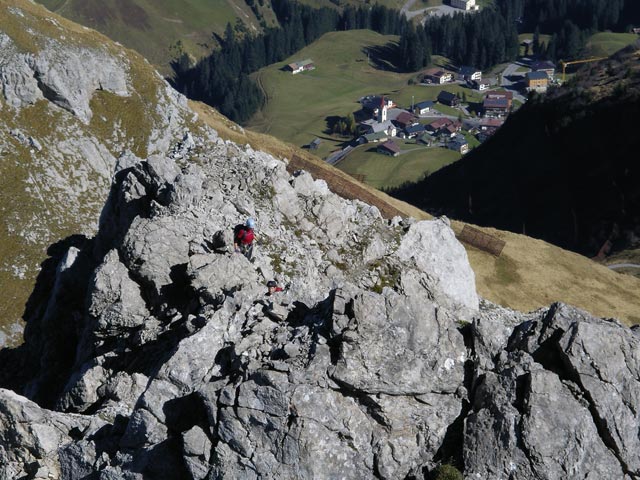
[0,234,92,402]
[467,102,483,116]
[363,43,401,73]
[324,115,342,135]
[324,117,357,148]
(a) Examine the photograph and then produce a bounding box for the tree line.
[399,7,520,72]
[505,0,639,61]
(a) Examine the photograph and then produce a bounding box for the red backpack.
[236,227,254,245]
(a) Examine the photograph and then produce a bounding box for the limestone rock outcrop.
[1,2,639,478]
[1,137,639,479]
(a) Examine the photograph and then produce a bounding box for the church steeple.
[377,96,388,123]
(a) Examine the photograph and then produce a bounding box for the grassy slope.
[247,30,412,158]
[246,31,478,188]
[585,32,639,57]
[338,144,460,189]
[194,100,640,326]
[36,0,265,71]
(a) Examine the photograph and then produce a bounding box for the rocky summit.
[1,128,640,479]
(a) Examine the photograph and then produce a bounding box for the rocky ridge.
[1,131,639,479]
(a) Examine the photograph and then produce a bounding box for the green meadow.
[37,0,268,70]
[585,32,638,57]
[247,30,473,160]
[337,143,461,189]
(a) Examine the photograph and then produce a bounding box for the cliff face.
[1,133,640,480]
[0,0,210,345]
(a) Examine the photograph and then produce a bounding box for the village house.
[377,140,401,157]
[359,131,389,144]
[478,118,504,130]
[417,133,433,146]
[448,134,469,154]
[423,68,453,84]
[393,111,418,130]
[440,121,462,138]
[531,60,556,79]
[404,123,426,138]
[360,119,397,136]
[459,66,482,81]
[287,59,315,74]
[426,117,452,133]
[477,126,498,143]
[450,0,478,10]
[413,100,435,115]
[482,90,513,117]
[437,90,460,107]
[471,79,491,91]
[526,71,549,92]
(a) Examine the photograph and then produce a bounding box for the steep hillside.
[35,0,273,71]
[0,0,212,345]
[392,41,640,259]
[3,7,640,477]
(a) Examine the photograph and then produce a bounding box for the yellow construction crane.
[559,57,607,82]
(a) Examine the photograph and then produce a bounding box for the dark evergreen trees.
[399,7,519,71]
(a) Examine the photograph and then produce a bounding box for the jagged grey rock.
[0,388,107,479]
[3,146,640,480]
[2,8,640,480]
[1,32,128,121]
[394,217,479,318]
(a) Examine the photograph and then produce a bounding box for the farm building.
[526,71,549,92]
[377,140,401,157]
[437,91,460,107]
[287,59,315,74]
[413,100,435,115]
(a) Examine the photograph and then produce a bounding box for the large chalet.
[482,90,513,117]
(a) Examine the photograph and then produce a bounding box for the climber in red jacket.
[233,218,255,260]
